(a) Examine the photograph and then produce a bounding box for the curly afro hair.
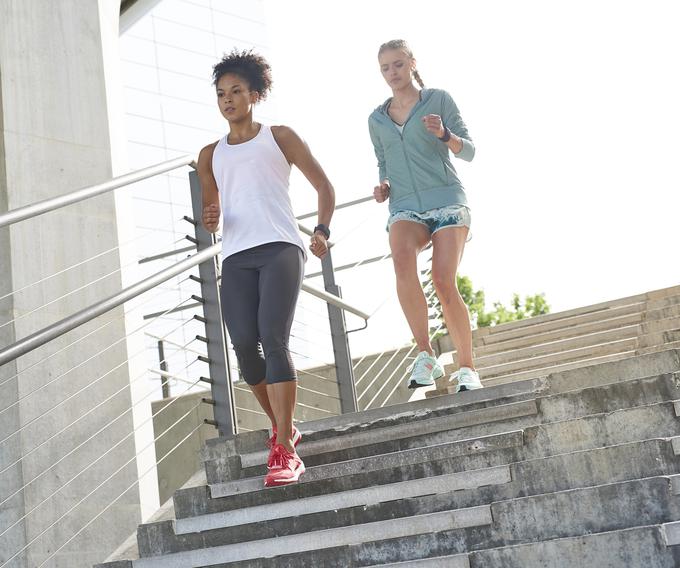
[212,49,273,101]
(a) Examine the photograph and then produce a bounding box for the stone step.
[205,352,680,483]
[210,429,524,498]
[472,337,639,379]
[307,350,680,448]
[430,344,677,398]
[470,351,633,389]
[235,372,679,474]
[211,350,680,478]
[239,399,538,473]
[472,311,680,368]
[177,390,680,522]
[476,290,680,344]
[480,340,680,389]
[366,556,469,567]
[94,349,680,568]
[471,302,680,363]
[170,437,680,538]
[132,476,680,566]
[369,524,680,568]
[347,304,680,413]
[207,376,544,465]
[308,301,680,415]
[350,476,680,565]
[474,319,641,360]
[131,505,493,567]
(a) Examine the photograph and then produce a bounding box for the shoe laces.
[269,444,295,470]
[406,351,432,373]
[452,367,476,381]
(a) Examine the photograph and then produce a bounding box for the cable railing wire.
[0,242,221,366]
[32,420,203,568]
[2,396,204,568]
[147,365,208,391]
[0,216,191,306]
[0,369,203,543]
[366,320,446,410]
[233,381,340,402]
[0,246,190,332]
[0,350,203,513]
[289,331,335,358]
[0,281,195,391]
[0,315,202,482]
[289,350,341,381]
[0,155,195,229]
[359,275,443,410]
[354,282,438,391]
[0,295,198,428]
[144,331,206,358]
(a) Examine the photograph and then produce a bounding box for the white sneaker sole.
[264,463,306,487]
[407,366,445,389]
[456,381,484,393]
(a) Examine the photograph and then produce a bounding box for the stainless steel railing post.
[188,171,237,437]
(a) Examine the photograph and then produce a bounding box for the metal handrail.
[297,195,373,220]
[0,155,195,228]
[0,243,219,366]
[301,282,370,321]
[0,243,370,367]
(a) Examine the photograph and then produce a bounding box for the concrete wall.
[151,394,217,505]
[0,1,148,566]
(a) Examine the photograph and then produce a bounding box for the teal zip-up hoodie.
[368,88,475,214]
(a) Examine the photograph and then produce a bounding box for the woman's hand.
[202,203,220,233]
[309,233,328,259]
[373,179,390,203]
[422,114,446,138]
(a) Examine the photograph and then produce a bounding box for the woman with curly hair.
[197,49,335,487]
[368,40,482,393]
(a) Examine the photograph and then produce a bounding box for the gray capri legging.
[220,241,304,385]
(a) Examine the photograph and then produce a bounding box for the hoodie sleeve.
[441,90,475,162]
[368,117,387,182]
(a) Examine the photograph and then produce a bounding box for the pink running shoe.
[264,444,305,487]
[267,426,302,468]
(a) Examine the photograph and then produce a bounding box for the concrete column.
[0,1,149,566]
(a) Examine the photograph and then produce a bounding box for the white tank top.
[212,124,306,259]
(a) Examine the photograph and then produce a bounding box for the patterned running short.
[387,204,472,238]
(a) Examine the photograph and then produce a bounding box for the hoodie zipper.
[385,97,423,210]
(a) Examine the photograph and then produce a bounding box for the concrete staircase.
[425,284,680,397]
[97,347,680,567]
[232,286,680,431]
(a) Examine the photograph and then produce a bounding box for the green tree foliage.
[421,269,549,334]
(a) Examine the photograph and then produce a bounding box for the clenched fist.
[309,233,328,259]
[202,203,220,233]
[373,179,390,203]
[422,114,446,138]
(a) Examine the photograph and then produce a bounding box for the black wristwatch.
[313,224,330,239]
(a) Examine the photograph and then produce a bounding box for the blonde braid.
[378,39,424,88]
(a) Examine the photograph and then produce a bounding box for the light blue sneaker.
[450,367,483,393]
[407,351,444,389]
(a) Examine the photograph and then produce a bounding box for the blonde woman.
[368,39,482,393]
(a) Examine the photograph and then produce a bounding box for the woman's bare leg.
[389,221,433,353]
[267,381,297,452]
[249,381,276,429]
[430,226,474,369]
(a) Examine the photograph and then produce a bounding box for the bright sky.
[258,0,680,353]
